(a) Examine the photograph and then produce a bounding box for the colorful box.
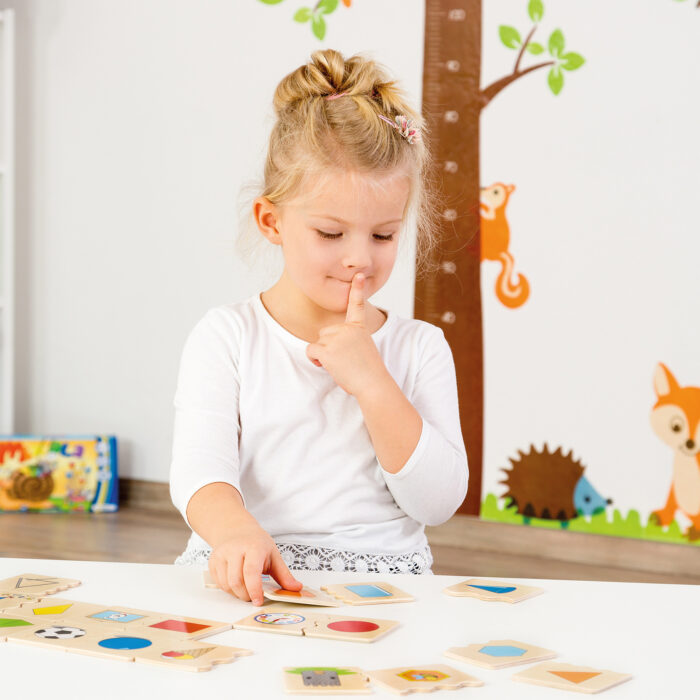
[0,436,118,512]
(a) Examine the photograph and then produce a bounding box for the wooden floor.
[1,496,699,585]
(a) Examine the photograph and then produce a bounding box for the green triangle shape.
[0,618,33,628]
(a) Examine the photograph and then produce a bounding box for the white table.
[0,557,696,698]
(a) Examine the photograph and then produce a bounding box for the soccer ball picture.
[35,626,86,639]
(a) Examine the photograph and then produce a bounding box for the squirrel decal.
[479,183,530,309]
[650,363,700,540]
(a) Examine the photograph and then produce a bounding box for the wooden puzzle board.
[0,558,696,698]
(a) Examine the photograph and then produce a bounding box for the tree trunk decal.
[417,0,585,514]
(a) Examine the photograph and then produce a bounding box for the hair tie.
[325,91,348,100]
[378,114,420,144]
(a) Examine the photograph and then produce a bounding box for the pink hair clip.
[325,91,348,100]
[378,114,420,144]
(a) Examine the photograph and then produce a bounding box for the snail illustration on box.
[0,444,58,510]
[499,443,612,527]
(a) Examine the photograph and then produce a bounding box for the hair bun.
[273,49,401,114]
[273,49,344,113]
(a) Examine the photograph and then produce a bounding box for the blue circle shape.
[99,636,152,650]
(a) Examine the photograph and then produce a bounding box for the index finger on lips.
[344,273,366,327]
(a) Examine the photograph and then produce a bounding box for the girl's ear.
[253,197,283,246]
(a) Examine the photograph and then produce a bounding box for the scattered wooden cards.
[283,666,371,694]
[445,639,557,669]
[0,572,252,672]
[443,578,544,603]
[234,608,399,643]
[512,661,632,694]
[321,581,414,605]
[366,664,483,694]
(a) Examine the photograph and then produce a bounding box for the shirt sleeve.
[169,309,243,529]
[380,325,469,526]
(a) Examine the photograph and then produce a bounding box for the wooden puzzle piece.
[234,609,399,643]
[261,579,341,607]
[283,666,371,694]
[302,612,399,643]
[445,639,557,669]
[131,640,252,673]
[0,612,40,641]
[0,593,45,611]
[97,606,233,640]
[442,578,543,603]
[140,615,233,641]
[6,617,251,671]
[0,573,249,672]
[6,618,135,660]
[0,574,81,597]
[4,598,232,642]
[320,581,415,606]
[366,664,483,694]
[203,571,341,607]
[512,662,632,694]
[1,598,110,623]
[234,609,310,636]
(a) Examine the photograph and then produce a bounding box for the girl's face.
[258,168,411,316]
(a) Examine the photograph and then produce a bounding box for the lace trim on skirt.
[174,541,434,575]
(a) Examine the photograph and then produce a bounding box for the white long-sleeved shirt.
[169,293,468,557]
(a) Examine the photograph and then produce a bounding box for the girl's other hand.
[207,523,302,605]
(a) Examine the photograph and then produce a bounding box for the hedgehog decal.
[500,444,612,526]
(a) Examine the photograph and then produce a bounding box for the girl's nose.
[342,244,372,270]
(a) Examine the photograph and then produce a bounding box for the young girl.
[169,49,468,605]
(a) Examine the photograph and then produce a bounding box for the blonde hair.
[236,49,444,280]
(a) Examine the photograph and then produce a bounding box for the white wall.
[7,0,425,481]
[9,0,698,524]
[480,0,700,520]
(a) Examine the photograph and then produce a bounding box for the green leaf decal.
[528,0,544,22]
[294,7,312,22]
[561,52,585,71]
[317,0,339,13]
[498,25,522,49]
[526,42,545,55]
[258,0,285,4]
[548,29,565,57]
[549,29,564,58]
[311,13,326,40]
[548,65,564,95]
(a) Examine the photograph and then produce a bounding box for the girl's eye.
[316,230,394,242]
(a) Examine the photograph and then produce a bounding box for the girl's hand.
[306,273,389,396]
[208,522,302,605]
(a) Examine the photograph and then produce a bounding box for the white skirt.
[174,534,434,575]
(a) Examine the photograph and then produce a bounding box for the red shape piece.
[150,619,210,634]
[326,620,379,633]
